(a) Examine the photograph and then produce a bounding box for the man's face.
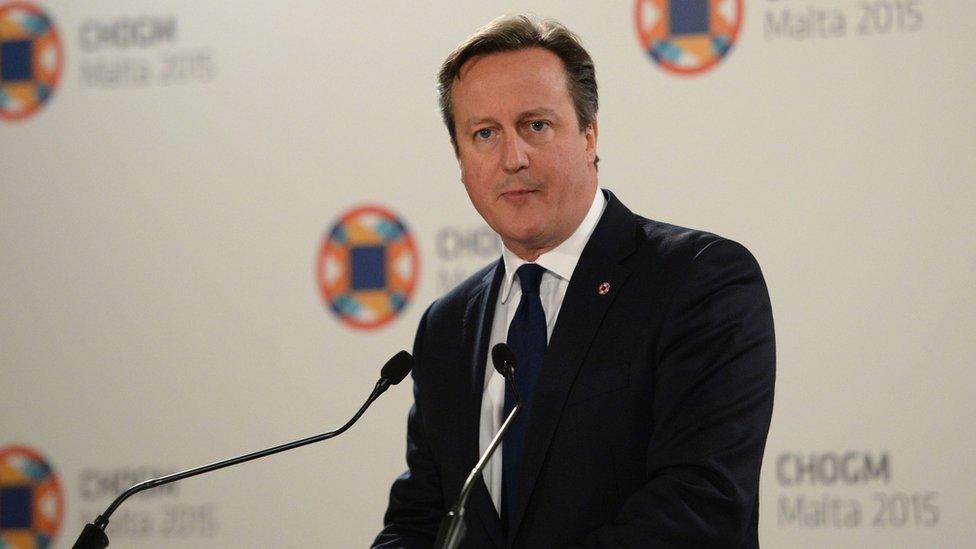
[450,47,598,261]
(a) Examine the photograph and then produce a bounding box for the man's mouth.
[500,189,538,200]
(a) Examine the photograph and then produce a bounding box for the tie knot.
[515,263,546,296]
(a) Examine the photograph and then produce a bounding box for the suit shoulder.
[633,216,721,259]
[631,216,761,273]
[424,260,498,324]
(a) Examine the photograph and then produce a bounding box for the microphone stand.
[435,343,521,549]
[74,355,411,549]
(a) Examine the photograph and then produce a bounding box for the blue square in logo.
[351,246,387,290]
[670,0,710,36]
[1,40,33,82]
[0,486,32,528]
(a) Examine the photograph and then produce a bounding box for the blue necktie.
[502,263,547,527]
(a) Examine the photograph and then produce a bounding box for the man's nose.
[501,133,529,173]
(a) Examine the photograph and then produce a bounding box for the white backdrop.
[2,1,974,547]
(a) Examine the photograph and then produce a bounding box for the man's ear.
[452,139,466,184]
[584,120,599,165]
[456,149,467,185]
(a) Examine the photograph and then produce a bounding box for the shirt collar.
[498,188,607,304]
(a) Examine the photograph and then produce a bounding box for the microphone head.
[490,343,516,379]
[381,351,414,385]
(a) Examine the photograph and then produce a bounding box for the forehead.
[452,47,572,118]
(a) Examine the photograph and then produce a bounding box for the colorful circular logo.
[0,2,63,121]
[316,205,420,330]
[0,445,64,548]
[634,0,743,75]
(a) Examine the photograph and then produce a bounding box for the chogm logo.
[0,445,64,548]
[0,2,63,121]
[317,205,419,330]
[634,0,743,75]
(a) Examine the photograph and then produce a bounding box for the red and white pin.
[597,281,611,296]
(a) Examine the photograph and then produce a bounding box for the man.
[374,15,774,548]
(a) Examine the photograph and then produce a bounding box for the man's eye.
[529,120,548,132]
[475,128,494,140]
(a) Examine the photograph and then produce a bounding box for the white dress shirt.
[478,188,607,513]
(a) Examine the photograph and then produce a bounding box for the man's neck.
[502,187,606,266]
[504,185,600,262]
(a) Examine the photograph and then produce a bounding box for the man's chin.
[499,230,552,259]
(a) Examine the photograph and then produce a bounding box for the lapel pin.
[597,281,610,296]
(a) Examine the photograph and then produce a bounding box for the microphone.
[491,342,516,381]
[72,351,414,549]
[434,343,520,549]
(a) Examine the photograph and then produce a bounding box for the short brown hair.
[438,15,598,144]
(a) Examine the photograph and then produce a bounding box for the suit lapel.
[460,259,506,548]
[508,192,638,542]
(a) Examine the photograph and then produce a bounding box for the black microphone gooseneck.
[434,343,520,549]
[72,351,414,549]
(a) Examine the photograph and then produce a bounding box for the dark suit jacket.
[373,191,775,548]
